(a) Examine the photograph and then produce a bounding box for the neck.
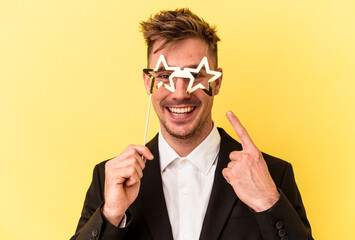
[160,121,214,157]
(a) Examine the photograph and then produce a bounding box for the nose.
[171,77,190,100]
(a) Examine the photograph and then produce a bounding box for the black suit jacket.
[71,128,313,240]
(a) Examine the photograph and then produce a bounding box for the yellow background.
[1,0,354,239]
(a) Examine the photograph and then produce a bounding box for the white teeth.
[168,107,194,115]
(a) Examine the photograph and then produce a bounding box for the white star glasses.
[143,55,221,96]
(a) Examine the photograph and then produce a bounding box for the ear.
[143,72,151,95]
[213,68,223,95]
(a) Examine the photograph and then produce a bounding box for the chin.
[168,130,196,140]
[166,127,194,139]
[163,123,198,140]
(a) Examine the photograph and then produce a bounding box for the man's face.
[143,38,222,140]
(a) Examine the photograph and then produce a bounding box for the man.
[71,8,313,240]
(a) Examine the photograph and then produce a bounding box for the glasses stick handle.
[143,94,152,145]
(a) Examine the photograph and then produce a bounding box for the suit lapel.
[138,129,241,240]
[139,134,174,240]
[199,128,243,240]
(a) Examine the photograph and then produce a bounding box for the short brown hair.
[140,8,220,67]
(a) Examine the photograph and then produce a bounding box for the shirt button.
[181,159,186,165]
[183,232,191,239]
[183,188,189,194]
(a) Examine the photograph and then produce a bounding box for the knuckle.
[224,169,230,175]
[127,144,135,149]
[255,151,262,159]
[128,178,136,185]
[241,128,248,137]
[231,167,238,176]
[227,161,235,168]
[105,158,114,167]
[105,161,110,169]
[128,167,135,176]
[241,153,250,161]
[127,157,136,165]
[126,148,137,156]
[229,151,238,160]
[105,162,113,173]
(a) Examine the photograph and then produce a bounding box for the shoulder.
[89,159,110,191]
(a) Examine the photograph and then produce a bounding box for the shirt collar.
[158,125,221,175]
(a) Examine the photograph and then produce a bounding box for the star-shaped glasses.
[143,55,221,96]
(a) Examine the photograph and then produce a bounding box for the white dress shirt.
[158,125,221,240]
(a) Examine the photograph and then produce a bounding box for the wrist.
[252,191,280,212]
[102,204,125,226]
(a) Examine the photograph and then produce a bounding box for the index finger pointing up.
[226,111,256,150]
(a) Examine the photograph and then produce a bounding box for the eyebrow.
[183,64,199,69]
[155,67,175,72]
[155,64,203,72]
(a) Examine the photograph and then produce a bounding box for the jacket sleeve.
[70,164,129,240]
[253,163,313,240]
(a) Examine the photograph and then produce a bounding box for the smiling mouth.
[167,106,196,116]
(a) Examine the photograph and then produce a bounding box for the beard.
[160,115,209,140]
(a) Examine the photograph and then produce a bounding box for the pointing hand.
[222,111,280,212]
